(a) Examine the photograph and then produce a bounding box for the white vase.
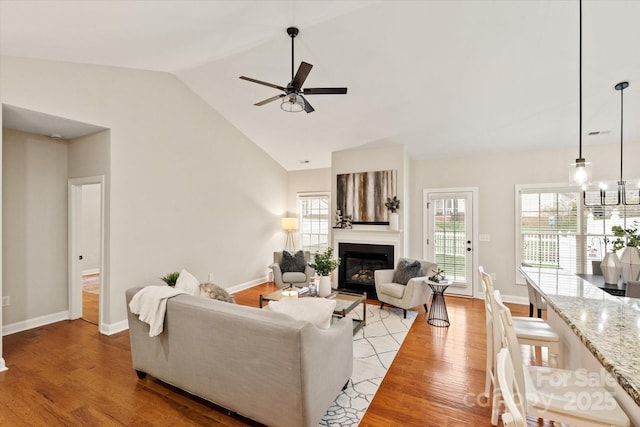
[318,275,332,297]
[620,247,640,284]
[389,212,399,231]
[601,252,622,285]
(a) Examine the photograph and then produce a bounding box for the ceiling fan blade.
[300,95,315,113]
[292,62,313,88]
[239,76,286,92]
[303,87,348,95]
[254,94,285,106]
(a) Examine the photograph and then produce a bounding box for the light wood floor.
[0,282,553,426]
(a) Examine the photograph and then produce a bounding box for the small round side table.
[426,280,450,327]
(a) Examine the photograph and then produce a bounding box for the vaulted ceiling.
[1,0,638,171]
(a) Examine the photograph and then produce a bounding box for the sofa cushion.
[380,282,407,299]
[280,250,307,273]
[392,258,424,285]
[267,298,337,329]
[199,282,235,303]
[175,269,200,296]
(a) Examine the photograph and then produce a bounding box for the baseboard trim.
[2,310,69,336]
[227,276,268,294]
[100,319,128,336]
[0,357,7,372]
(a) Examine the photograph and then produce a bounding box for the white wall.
[409,141,640,299]
[80,183,101,273]
[2,129,69,324]
[68,129,111,318]
[0,56,288,334]
[287,168,331,215]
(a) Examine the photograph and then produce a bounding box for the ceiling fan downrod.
[287,27,299,87]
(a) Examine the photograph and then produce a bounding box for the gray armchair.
[374,259,437,318]
[269,251,315,289]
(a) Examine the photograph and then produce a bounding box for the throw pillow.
[199,282,235,303]
[279,250,307,273]
[267,298,337,329]
[392,258,424,285]
[175,269,200,296]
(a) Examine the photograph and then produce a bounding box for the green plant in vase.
[160,271,180,287]
[310,247,341,297]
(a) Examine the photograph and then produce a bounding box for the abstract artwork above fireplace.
[336,169,396,224]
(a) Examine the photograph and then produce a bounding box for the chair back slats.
[496,348,527,427]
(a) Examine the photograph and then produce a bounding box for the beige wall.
[0,56,288,336]
[287,168,331,215]
[80,184,101,273]
[409,141,640,299]
[2,129,69,324]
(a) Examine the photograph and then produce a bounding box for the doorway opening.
[69,177,105,328]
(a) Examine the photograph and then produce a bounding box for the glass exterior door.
[425,191,474,297]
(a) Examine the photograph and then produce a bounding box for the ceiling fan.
[239,27,347,113]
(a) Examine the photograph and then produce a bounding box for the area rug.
[320,304,418,426]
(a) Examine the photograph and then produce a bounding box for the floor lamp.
[282,217,298,252]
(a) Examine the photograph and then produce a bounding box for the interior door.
[424,190,474,297]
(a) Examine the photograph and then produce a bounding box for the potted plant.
[385,196,400,231]
[160,271,180,287]
[611,223,640,283]
[310,247,341,297]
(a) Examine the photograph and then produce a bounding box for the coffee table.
[259,288,366,334]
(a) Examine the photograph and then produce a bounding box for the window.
[516,185,640,282]
[583,204,640,271]
[298,193,330,254]
[518,187,580,275]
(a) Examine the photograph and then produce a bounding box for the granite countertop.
[520,266,640,408]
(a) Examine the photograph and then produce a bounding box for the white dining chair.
[494,290,630,427]
[479,266,561,425]
[496,347,527,427]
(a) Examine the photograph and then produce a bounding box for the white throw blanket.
[129,286,189,337]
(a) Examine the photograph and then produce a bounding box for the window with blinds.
[519,188,579,273]
[517,184,640,280]
[584,204,640,273]
[298,194,330,254]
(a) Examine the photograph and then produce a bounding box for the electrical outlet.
[2,296,9,307]
[479,234,491,242]
[491,273,497,281]
[208,273,214,282]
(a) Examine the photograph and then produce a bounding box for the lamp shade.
[281,217,298,231]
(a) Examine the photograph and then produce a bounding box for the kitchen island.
[520,266,640,424]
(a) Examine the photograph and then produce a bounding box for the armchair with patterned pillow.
[269,250,315,289]
[374,258,438,318]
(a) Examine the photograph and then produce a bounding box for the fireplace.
[338,243,394,299]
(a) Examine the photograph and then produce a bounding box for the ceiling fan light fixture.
[280,93,305,113]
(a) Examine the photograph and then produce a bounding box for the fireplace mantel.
[332,226,404,288]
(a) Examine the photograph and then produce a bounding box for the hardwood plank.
[0,283,555,426]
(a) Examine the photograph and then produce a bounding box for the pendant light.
[615,82,639,205]
[570,0,592,186]
[583,82,640,206]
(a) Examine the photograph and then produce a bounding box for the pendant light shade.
[570,158,591,186]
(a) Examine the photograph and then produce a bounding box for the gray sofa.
[125,287,353,427]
